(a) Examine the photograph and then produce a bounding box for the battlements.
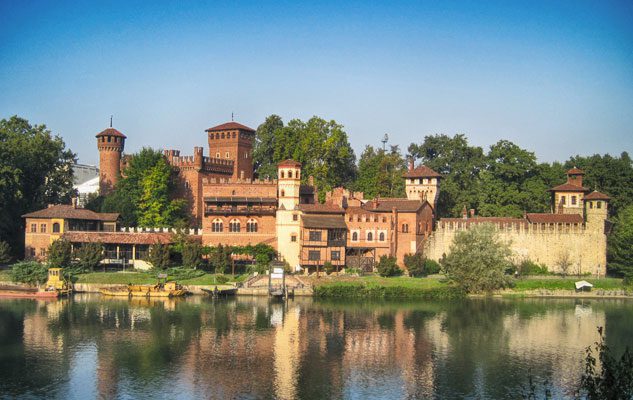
[164,148,234,174]
[435,219,586,234]
[202,177,278,185]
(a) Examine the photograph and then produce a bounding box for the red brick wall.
[201,214,277,249]
[207,129,254,180]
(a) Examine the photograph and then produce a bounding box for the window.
[229,220,241,232]
[331,251,340,261]
[402,223,409,233]
[40,223,47,233]
[352,231,358,242]
[597,201,602,209]
[281,190,285,197]
[379,232,385,241]
[232,132,236,138]
[39,248,46,257]
[382,217,386,223]
[245,152,248,159]
[225,152,230,158]
[107,136,111,142]
[561,196,566,205]
[288,170,293,178]
[293,214,298,221]
[291,234,297,242]
[281,171,285,179]
[572,196,577,205]
[212,219,223,233]
[53,223,60,233]
[30,223,37,233]
[29,248,35,257]
[221,133,225,139]
[308,250,320,261]
[215,133,219,139]
[246,219,258,233]
[589,202,593,209]
[309,231,322,241]
[216,152,220,158]
[367,232,373,241]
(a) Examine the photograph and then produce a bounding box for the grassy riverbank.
[74,272,245,286]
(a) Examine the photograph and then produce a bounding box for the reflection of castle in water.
[12,297,614,398]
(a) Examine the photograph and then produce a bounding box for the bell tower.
[205,121,255,180]
[96,125,126,195]
[403,160,441,208]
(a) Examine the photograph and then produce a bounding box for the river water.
[0,294,632,399]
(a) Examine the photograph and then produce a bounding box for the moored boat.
[100,281,189,298]
[0,268,72,299]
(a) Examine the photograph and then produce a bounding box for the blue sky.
[1,0,632,165]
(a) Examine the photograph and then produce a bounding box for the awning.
[575,280,594,290]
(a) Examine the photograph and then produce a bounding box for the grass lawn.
[0,270,11,282]
[75,272,244,286]
[512,277,626,291]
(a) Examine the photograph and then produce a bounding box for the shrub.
[48,238,72,268]
[403,253,425,277]
[182,241,202,269]
[424,259,441,275]
[324,261,335,274]
[515,259,549,276]
[376,255,402,277]
[11,261,48,286]
[0,241,12,264]
[215,275,230,284]
[148,242,171,270]
[165,267,205,281]
[441,223,512,293]
[73,242,104,273]
[313,282,465,300]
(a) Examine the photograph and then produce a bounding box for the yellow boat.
[100,281,188,298]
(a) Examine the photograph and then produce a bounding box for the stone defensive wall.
[423,219,607,276]
[164,148,234,174]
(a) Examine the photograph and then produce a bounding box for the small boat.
[100,281,189,298]
[201,286,238,297]
[0,268,72,299]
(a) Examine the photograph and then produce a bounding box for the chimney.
[462,206,468,219]
[408,158,414,172]
[469,209,475,218]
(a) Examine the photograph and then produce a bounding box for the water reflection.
[0,295,632,399]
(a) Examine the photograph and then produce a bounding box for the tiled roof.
[205,122,255,132]
[22,205,119,221]
[302,215,347,229]
[63,232,175,245]
[403,165,442,178]
[526,213,584,224]
[550,183,589,192]
[278,159,302,167]
[364,198,424,212]
[567,167,585,175]
[584,191,610,201]
[95,127,126,138]
[297,204,345,214]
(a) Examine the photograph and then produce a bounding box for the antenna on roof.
[110,115,113,128]
[381,134,389,151]
[231,112,234,122]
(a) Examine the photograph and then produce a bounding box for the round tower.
[96,126,126,195]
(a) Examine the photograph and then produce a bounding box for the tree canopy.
[354,145,406,198]
[608,205,633,282]
[0,116,76,257]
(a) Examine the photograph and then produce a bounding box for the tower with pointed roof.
[96,126,126,195]
[403,160,441,208]
[550,168,589,215]
[275,159,303,268]
[206,121,255,180]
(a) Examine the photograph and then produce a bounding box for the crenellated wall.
[423,220,607,276]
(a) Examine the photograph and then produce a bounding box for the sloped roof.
[550,183,590,192]
[205,122,255,132]
[63,232,175,245]
[403,165,442,178]
[567,167,585,175]
[526,213,584,224]
[278,159,302,167]
[364,198,424,212]
[584,191,610,201]
[302,215,347,229]
[23,205,119,222]
[95,127,126,138]
[297,204,345,214]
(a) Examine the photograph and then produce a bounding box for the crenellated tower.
[205,121,255,180]
[96,126,126,195]
[584,191,610,232]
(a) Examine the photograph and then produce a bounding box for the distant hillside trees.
[90,148,188,227]
[0,116,76,257]
[253,115,357,200]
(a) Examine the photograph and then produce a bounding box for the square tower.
[205,121,255,180]
[550,167,589,215]
[403,161,441,208]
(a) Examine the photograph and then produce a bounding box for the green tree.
[0,240,12,264]
[73,243,104,272]
[137,158,187,227]
[608,205,633,282]
[376,255,402,277]
[253,114,284,179]
[441,223,513,293]
[0,116,76,257]
[208,244,232,274]
[47,238,72,268]
[354,145,406,198]
[148,242,171,269]
[10,261,48,286]
[181,241,202,269]
[403,253,426,277]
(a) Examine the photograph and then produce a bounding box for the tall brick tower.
[205,121,255,180]
[403,160,442,209]
[96,125,126,195]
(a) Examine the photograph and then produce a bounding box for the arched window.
[221,133,225,139]
[246,219,258,233]
[211,219,223,233]
[52,223,60,233]
[288,170,293,178]
[367,232,373,241]
[232,190,236,195]
[281,171,285,179]
[402,223,409,233]
[379,232,385,241]
[352,232,358,241]
[229,219,241,232]
[281,190,285,197]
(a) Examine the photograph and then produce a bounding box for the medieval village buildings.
[23,121,611,275]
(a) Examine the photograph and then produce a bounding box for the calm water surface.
[0,295,632,399]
